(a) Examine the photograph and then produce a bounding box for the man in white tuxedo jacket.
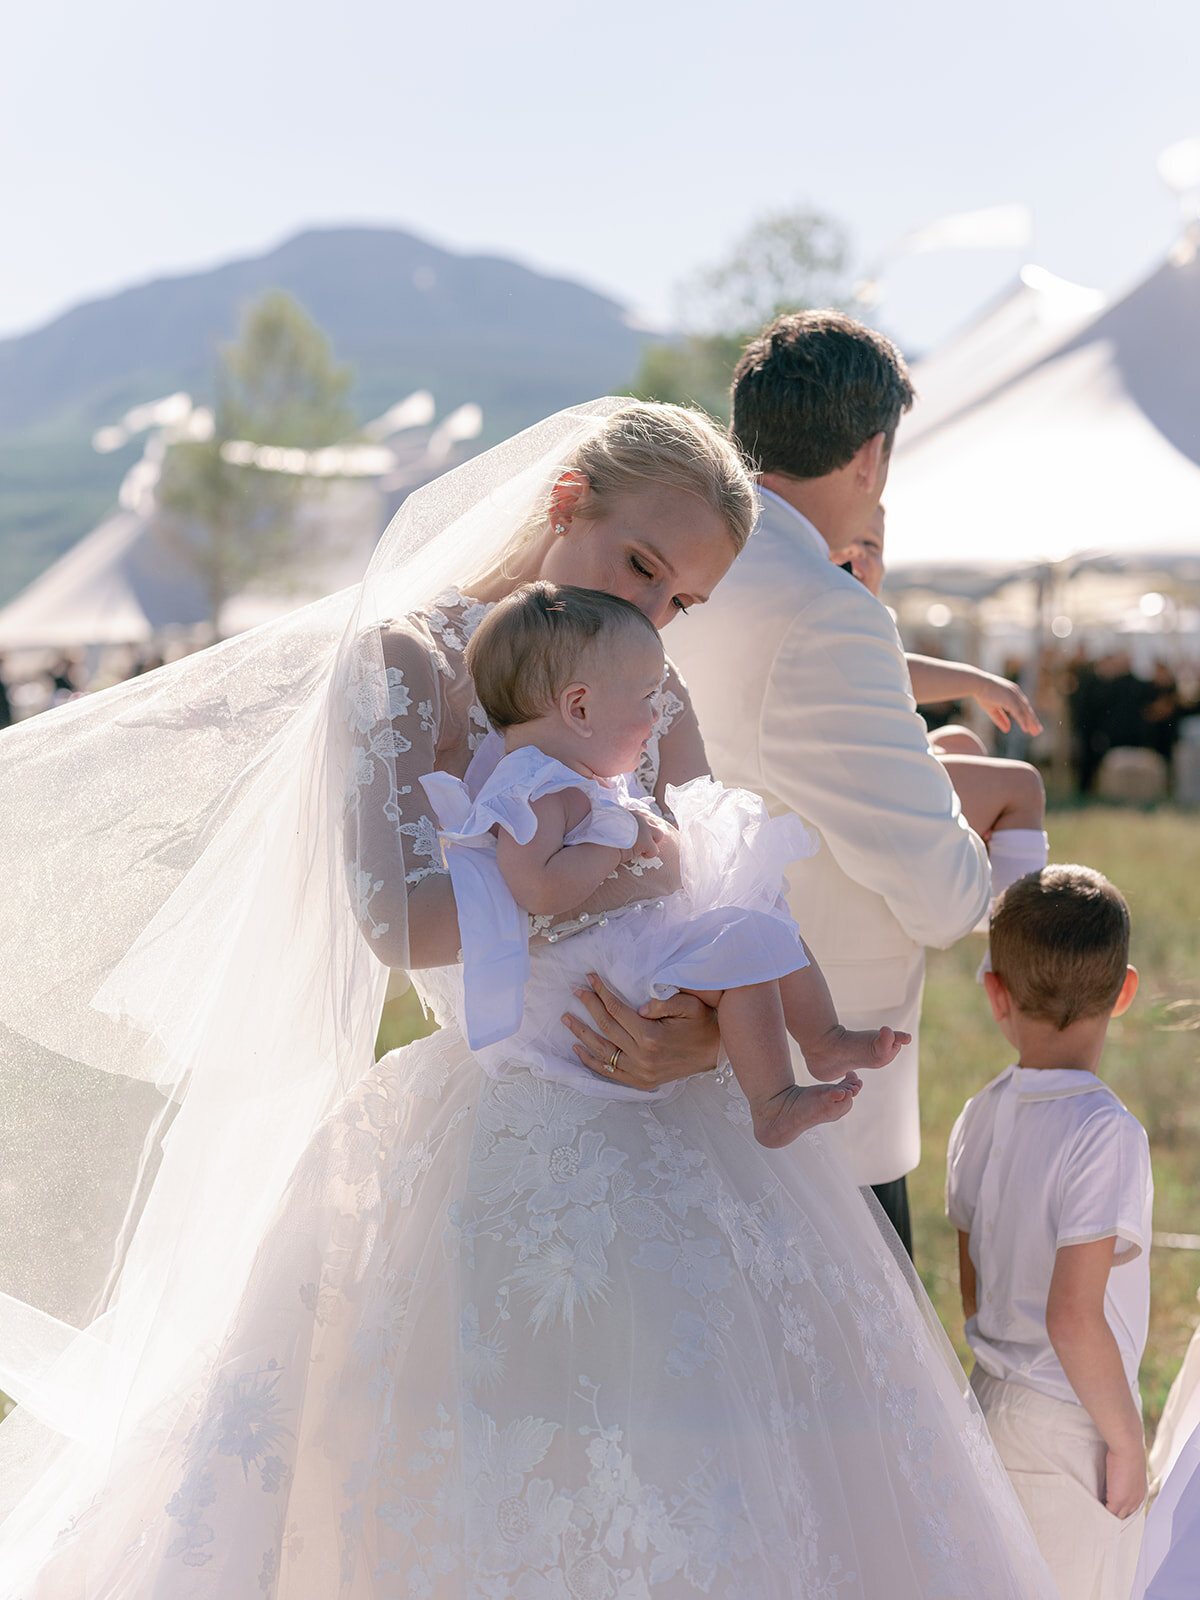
[668,311,990,1255]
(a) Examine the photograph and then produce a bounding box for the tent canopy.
[0,481,382,650]
[0,511,205,649]
[885,237,1200,585]
[0,396,474,650]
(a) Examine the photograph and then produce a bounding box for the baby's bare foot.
[752,1075,862,1149]
[804,1025,911,1082]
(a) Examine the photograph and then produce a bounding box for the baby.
[422,582,907,1149]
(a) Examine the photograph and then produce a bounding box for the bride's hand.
[563,973,720,1090]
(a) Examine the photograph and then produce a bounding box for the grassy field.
[378,804,1200,1438]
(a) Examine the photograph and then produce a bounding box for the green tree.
[155,291,356,637]
[631,207,851,422]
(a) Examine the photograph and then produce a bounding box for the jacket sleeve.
[759,584,990,950]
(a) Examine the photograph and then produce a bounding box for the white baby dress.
[419,746,817,1101]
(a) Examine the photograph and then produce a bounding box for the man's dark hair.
[731,310,915,479]
[989,864,1131,1031]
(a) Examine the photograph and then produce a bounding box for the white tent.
[885,235,1200,588]
[899,265,1105,449]
[0,482,383,650]
[0,510,207,649]
[0,395,482,650]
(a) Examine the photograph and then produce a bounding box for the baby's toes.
[819,1087,856,1123]
[870,1027,908,1065]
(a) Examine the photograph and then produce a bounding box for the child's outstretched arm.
[1046,1237,1147,1518]
[496,792,658,917]
[906,655,1043,736]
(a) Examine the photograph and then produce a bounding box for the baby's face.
[829,504,886,598]
[576,627,665,777]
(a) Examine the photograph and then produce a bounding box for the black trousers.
[869,1175,913,1261]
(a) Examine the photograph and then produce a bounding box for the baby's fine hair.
[466,582,661,731]
[989,864,1131,1030]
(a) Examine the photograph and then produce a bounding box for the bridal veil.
[0,399,623,1560]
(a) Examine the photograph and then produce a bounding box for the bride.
[0,400,1053,1597]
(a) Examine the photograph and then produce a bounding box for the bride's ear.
[560,681,592,734]
[548,471,590,536]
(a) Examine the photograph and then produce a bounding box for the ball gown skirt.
[24,1021,1056,1600]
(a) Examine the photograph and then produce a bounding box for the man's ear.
[1111,965,1139,1018]
[559,681,591,734]
[548,471,589,535]
[983,970,1012,1024]
[852,431,887,495]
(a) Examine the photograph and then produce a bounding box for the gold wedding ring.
[605,1048,622,1074]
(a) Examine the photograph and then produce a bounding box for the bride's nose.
[641,589,677,630]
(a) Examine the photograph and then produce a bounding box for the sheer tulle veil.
[0,398,625,1557]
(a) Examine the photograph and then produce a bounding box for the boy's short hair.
[989,864,1131,1031]
[731,309,915,479]
[465,581,660,731]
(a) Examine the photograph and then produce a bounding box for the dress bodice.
[345,587,693,961]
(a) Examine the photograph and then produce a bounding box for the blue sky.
[3,0,1198,353]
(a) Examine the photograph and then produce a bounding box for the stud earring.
[553,523,566,534]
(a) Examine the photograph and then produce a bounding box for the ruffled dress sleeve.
[419,748,640,1050]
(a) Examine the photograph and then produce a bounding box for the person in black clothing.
[1071,651,1155,793]
[1142,660,1184,766]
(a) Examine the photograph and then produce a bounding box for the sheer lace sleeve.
[343,612,714,971]
[641,658,712,811]
[344,618,449,969]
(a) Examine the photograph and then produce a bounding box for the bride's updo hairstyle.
[467,581,660,731]
[509,401,756,559]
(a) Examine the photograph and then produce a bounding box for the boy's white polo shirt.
[946,1064,1152,1406]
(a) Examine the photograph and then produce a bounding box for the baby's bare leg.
[936,753,1045,840]
[929,724,988,758]
[687,981,862,1149]
[777,950,909,1083]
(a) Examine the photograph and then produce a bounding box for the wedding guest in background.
[1072,651,1154,794]
[948,865,1151,1600]
[46,652,80,708]
[669,310,990,1258]
[132,649,165,678]
[1142,659,1184,768]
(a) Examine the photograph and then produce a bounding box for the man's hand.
[1104,1442,1148,1520]
[562,974,720,1090]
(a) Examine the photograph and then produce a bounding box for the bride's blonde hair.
[503,401,755,570]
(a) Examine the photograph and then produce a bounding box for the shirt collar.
[1008,1064,1116,1102]
[756,486,829,559]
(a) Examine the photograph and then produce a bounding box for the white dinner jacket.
[667,489,990,1185]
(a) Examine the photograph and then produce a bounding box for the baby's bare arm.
[496,791,626,917]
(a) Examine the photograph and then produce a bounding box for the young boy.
[946,864,1152,1600]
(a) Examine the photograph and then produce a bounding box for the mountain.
[0,226,651,605]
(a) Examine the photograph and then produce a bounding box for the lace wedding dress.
[14,591,1055,1600]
